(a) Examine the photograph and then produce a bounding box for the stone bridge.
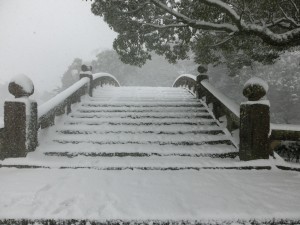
[0,65,299,224]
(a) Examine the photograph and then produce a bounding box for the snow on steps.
[0,86,243,170]
[48,86,239,167]
[1,87,300,222]
[76,106,209,113]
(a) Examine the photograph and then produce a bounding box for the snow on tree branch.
[148,0,300,46]
[91,0,299,67]
[150,0,238,32]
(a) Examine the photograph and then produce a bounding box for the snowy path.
[0,169,300,221]
[0,86,300,222]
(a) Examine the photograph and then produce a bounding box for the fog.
[0,0,298,125]
[0,0,116,92]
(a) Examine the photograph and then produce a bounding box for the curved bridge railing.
[173,66,300,161]
[0,67,120,159]
[38,77,90,129]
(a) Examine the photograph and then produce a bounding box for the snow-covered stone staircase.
[3,84,288,173]
[1,86,247,169]
[33,86,243,170]
[1,86,300,223]
[53,88,236,151]
[4,87,262,170]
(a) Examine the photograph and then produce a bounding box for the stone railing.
[38,77,90,129]
[0,65,120,160]
[173,65,300,161]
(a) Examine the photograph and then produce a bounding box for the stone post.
[239,77,270,161]
[196,65,208,99]
[3,75,38,158]
[79,64,93,97]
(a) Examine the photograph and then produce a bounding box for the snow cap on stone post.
[197,64,209,83]
[243,77,269,101]
[9,75,34,98]
[80,64,93,76]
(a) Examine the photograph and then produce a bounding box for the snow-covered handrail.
[201,81,240,118]
[172,74,197,94]
[93,73,120,88]
[38,71,120,129]
[38,77,90,128]
[200,80,240,132]
[270,123,300,142]
[173,73,240,133]
[0,67,122,159]
[173,69,300,161]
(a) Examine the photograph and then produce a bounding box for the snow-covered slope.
[0,86,300,223]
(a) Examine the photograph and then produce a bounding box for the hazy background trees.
[60,50,196,88]
[57,48,299,125]
[208,49,300,124]
[88,0,299,124]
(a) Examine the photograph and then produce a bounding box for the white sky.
[0,0,117,92]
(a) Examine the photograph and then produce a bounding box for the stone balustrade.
[173,65,300,161]
[0,65,120,159]
[0,64,299,161]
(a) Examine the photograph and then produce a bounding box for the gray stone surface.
[240,103,270,160]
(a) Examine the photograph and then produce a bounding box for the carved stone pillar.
[239,77,270,161]
[80,64,93,97]
[196,65,208,99]
[4,75,38,158]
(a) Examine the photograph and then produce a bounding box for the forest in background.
[0,49,299,125]
[59,49,300,125]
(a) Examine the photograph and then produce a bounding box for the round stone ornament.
[198,65,208,74]
[243,77,268,101]
[9,75,34,98]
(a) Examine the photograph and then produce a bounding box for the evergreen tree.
[91,0,299,74]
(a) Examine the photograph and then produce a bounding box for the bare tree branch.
[288,0,299,14]
[279,6,299,27]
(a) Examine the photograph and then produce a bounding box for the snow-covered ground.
[0,168,300,221]
[0,86,299,222]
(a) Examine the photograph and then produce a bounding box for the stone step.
[38,143,237,157]
[76,106,208,113]
[55,124,225,135]
[81,102,204,108]
[57,129,224,135]
[52,130,231,140]
[0,164,271,171]
[1,154,271,171]
[53,139,232,146]
[69,112,213,120]
[52,130,232,143]
[63,117,218,126]
[88,98,199,102]
[44,151,238,158]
